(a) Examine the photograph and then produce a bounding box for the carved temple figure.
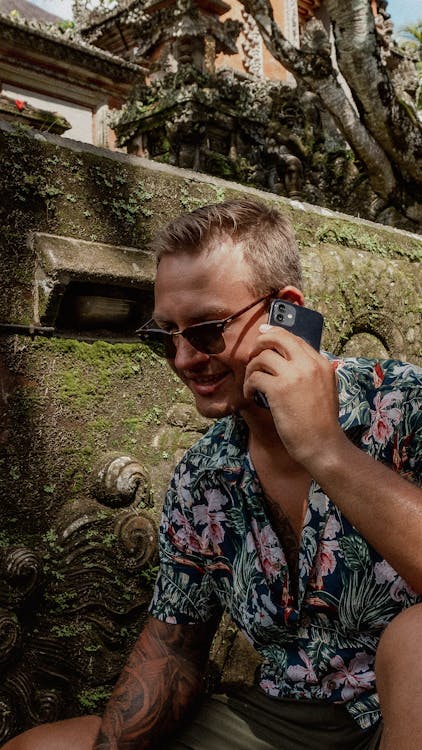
[266,140,304,198]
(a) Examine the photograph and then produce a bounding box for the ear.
[276,285,305,306]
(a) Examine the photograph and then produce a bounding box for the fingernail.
[259,324,273,333]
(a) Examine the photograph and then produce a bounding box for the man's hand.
[94,616,218,750]
[244,324,346,472]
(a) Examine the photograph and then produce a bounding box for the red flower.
[373,362,385,388]
[15,100,25,111]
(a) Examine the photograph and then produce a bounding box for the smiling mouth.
[191,373,227,384]
[187,372,229,393]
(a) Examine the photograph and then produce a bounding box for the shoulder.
[327,353,421,397]
[163,415,247,514]
[170,414,247,481]
[328,354,421,476]
[323,353,421,441]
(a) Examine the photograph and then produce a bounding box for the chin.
[194,400,233,419]
[194,394,248,420]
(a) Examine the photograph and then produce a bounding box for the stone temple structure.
[1,0,407,216]
[76,0,339,205]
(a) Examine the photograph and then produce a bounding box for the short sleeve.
[355,359,422,484]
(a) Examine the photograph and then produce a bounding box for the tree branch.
[327,0,422,185]
[241,0,397,200]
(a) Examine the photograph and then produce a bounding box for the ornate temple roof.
[80,0,239,63]
[79,0,231,34]
[0,12,145,90]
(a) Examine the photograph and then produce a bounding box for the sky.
[31,0,422,34]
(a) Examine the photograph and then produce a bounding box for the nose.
[172,335,210,370]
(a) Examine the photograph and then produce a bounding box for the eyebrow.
[153,306,230,327]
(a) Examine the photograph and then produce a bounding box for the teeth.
[194,375,223,384]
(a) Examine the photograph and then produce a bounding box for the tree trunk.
[241,0,422,221]
[327,0,422,185]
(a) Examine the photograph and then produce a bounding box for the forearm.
[244,329,422,590]
[94,617,213,750]
[309,433,422,593]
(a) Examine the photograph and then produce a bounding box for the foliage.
[403,22,422,46]
[78,686,112,711]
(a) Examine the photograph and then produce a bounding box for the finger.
[245,346,336,403]
[245,349,285,378]
[244,368,274,401]
[244,350,294,402]
[249,324,322,362]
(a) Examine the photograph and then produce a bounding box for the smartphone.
[254,299,324,408]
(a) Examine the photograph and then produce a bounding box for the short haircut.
[150,197,303,294]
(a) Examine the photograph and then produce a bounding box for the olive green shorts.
[161,687,382,750]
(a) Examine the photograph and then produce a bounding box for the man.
[6,198,422,749]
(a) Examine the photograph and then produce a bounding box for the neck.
[242,406,311,544]
[241,405,303,475]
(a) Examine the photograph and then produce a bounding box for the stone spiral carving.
[91,453,153,509]
[114,508,158,568]
[0,669,61,741]
[33,689,62,724]
[0,608,21,664]
[1,546,43,606]
[2,454,158,740]
[47,508,157,622]
[0,692,16,744]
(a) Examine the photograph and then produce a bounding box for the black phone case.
[254,300,324,408]
[268,300,324,350]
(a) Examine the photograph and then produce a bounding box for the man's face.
[153,238,270,419]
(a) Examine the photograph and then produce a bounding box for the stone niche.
[33,232,156,342]
[0,121,420,741]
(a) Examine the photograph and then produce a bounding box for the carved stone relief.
[240,10,264,78]
[0,454,158,744]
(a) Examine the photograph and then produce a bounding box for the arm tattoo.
[94,616,218,750]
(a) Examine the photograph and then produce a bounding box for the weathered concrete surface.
[0,121,420,740]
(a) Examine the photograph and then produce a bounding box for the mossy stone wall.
[0,121,420,739]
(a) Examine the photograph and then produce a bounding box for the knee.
[376,603,422,678]
[2,726,45,750]
[2,716,102,750]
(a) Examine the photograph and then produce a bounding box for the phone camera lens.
[275,312,284,322]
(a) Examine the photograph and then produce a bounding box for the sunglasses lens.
[185,323,225,354]
[139,330,176,359]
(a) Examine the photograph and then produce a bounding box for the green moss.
[77,686,112,712]
[0,127,156,268]
[50,622,88,638]
[315,222,422,262]
[45,590,78,613]
[33,340,157,411]
[179,180,227,212]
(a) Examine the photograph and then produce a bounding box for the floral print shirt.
[149,356,422,730]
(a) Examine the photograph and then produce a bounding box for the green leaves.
[339,535,370,571]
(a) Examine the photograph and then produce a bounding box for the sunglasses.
[136,292,276,359]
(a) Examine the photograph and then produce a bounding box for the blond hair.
[150,198,303,294]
